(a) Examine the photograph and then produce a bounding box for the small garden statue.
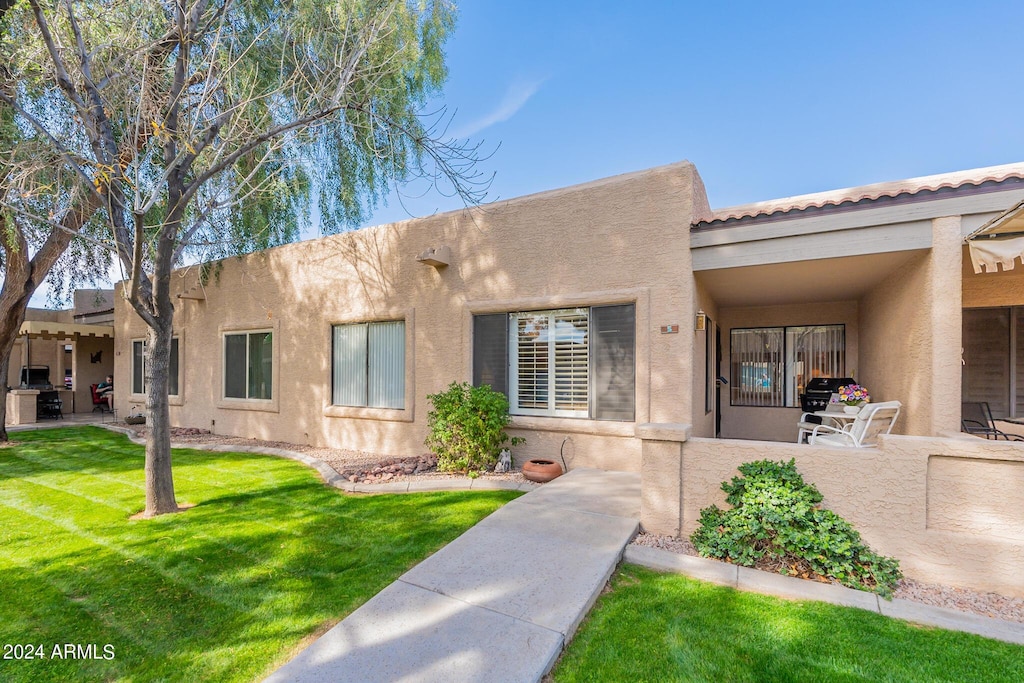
[495,448,512,473]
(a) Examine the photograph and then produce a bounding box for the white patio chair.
[796,405,845,443]
[808,401,901,447]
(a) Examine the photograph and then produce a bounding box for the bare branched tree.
[4,0,488,515]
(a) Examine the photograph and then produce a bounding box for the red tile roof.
[698,162,1024,226]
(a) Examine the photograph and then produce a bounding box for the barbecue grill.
[800,377,855,413]
[19,365,53,390]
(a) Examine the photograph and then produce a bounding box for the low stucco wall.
[642,434,1024,597]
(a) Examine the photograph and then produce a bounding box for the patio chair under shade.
[797,407,843,443]
[961,401,1024,441]
[808,401,901,447]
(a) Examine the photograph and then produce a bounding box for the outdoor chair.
[797,404,845,443]
[36,391,63,420]
[961,402,1024,441]
[90,384,108,412]
[807,401,901,448]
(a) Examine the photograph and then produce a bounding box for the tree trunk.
[0,284,33,442]
[140,211,181,515]
[0,318,25,441]
[143,317,177,515]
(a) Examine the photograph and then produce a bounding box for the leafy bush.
[690,459,902,597]
[425,382,524,473]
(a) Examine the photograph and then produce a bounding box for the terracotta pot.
[522,459,563,483]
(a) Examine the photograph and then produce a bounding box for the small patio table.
[806,410,859,438]
[812,410,859,426]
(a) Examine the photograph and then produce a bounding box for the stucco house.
[113,161,1024,596]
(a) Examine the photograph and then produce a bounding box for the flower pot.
[522,459,563,483]
[843,405,861,415]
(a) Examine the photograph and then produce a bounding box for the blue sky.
[364,1,1024,227]
[28,2,1024,304]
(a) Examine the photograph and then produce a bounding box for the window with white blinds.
[510,308,590,417]
[786,325,846,406]
[474,304,635,421]
[730,325,845,407]
[332,321,405,409]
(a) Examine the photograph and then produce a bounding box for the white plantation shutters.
[332,321,405,409]
[511,309,590,416]
[550,309,590,413]
[513,311,550,411]
[493,304,634,420]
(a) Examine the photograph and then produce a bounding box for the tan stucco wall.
[716,301,859,442]
[641,435,1024,597]
[114,163,706,471]
[860,218,961,436]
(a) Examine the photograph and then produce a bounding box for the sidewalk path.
[265,467,640,683]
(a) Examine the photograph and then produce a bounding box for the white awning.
[969,236,1024,274]
[19,321,114,339]
[966,199,1024,274]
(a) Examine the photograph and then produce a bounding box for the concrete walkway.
[265,467,640,683]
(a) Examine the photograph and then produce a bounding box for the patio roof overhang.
[696,251,925,307]
[965,199,1024,274]
[19,320,114,340]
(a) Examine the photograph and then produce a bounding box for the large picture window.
[131,338,179,396]
[473,304,635,421]
[963,307,1024,418]
[224,331,272,400]
[332,321,405,409]
[730,325,845,407]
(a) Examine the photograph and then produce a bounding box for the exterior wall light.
[416,246,451,268]
[695,309,707,331]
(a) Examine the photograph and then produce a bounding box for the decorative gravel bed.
[116,425,528,486]
[631,532,1024,624]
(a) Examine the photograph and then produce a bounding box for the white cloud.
[451,78,544,139]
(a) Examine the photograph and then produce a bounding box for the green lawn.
[553,565,1024,683]
[0,427,519,682]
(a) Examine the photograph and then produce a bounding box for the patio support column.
[930,217,963,434]
[637,422,689,536]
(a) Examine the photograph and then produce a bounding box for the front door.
[715,324,723,438]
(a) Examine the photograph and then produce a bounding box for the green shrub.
[690,459,902,597]
[425,382,524,473]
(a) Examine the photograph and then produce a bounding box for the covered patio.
[6,318,114,425]
[688,163,1024,443]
